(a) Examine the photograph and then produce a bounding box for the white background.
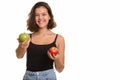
[0,0,120,80]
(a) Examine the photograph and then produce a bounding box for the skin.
[16,6,65,73]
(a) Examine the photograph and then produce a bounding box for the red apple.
[19,32,30,42]
[49,47,58,56]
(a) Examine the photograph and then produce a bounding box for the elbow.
[16,54,24,59]
[16,52,25,59]
[57,69,63,73]
[56,65,64,73]
[17,56,23,59]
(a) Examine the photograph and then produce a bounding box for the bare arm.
[54,35,65,72]
[16,39,30,58]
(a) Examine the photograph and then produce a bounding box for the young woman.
[16,1,65,80]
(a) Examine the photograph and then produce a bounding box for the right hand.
[17,38,30,49]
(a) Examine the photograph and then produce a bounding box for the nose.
[36,13,43,20]
[38,15,42,19]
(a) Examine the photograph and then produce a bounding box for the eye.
[35,14,39,17]
[42,13,47,16]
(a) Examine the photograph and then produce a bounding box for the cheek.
[35,18,38,22]
[47,17,51,22]
[48,16,51,21]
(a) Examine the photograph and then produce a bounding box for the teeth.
[38,21,44,24]
[40,22,43,23]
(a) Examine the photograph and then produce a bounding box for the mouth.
[38,20,45,24]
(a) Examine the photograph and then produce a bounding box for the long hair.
[27,1,56,32]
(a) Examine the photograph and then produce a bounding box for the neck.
[35,28,51,36]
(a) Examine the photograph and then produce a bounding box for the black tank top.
[26,34,58,71]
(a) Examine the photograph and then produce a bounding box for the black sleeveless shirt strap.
[54,34,58,43]
[29,33,58,43]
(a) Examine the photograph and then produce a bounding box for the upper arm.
[56,34,65,64]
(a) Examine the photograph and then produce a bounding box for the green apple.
[19,32,30,42]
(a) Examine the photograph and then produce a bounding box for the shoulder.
[57,34,64,41]
[56,34,65,46]
[50,31,64,40]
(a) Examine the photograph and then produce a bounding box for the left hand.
[47,51,59,60]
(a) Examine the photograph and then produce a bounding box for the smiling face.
[35,6,50,29]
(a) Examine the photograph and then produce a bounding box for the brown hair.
[27,1,56,32]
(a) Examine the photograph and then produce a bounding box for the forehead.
[35,6,48,13]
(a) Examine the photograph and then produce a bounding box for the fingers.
[23,38,30,44]
[48,51,54,60]
[47,51,59,60]
[22,39,30,46]
[18,38,30,49]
